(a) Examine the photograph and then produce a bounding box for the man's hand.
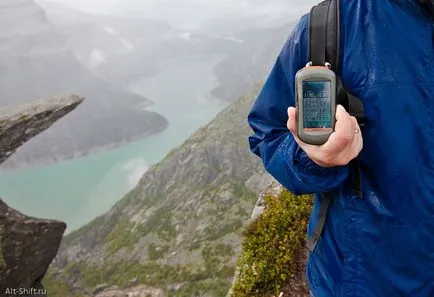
[287,105,363,168]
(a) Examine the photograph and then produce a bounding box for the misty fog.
[1,0,321,234]
[37,0,319,29]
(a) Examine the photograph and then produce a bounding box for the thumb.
[335,104,349,121]
[333,104,353,139]
[287,107,297,134]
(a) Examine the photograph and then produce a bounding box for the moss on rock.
[231,189,313,297]
[104,219,137,257]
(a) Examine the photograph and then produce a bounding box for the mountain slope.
[46,83,273,297]
[211,23,295,102]
[0,0,168,168]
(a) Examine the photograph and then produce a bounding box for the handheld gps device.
[295,62,336,145]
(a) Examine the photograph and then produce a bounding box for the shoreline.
[0,123,168,173]
[0,54,229,173]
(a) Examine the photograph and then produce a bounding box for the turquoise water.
[0,55,227,233]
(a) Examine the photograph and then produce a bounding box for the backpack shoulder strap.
[309,0,340,73]
[306,0,364,253]
[308,0,364,126]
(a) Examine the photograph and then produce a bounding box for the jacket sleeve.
[247,14,349,195]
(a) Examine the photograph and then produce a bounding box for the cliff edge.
[0,95,82,296]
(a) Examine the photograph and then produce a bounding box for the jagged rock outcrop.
[0,199,67,296]
[0,95,83,164]
[0,95,81,296]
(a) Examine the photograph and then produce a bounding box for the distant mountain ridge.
[37,0,296,97]
[37,0,177,83]
[0,0,168,169]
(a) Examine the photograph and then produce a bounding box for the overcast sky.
[41,0,318,29]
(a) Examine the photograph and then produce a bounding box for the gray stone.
[93,284,111,295]
[0,199,66,295]
[0,94,83,164]
[250,180,282,222]
[94,285,165,297]
[129,278,139,286]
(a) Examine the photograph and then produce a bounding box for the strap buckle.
[306,61,332,69]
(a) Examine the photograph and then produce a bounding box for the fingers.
[286,105,363,167]
[328,115,362,165]
[333,105,354,144]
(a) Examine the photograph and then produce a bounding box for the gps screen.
[302,80,332,130]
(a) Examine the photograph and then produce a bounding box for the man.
[247,0,434,296]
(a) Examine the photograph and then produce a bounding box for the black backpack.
[421,0,434,17]
[305,0,365,253]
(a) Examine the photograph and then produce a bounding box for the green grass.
[102,202,177,258]
[201,243,235,278]
[45,243,237,297]
[231,189,313,297]
[203,219,244,242]
[104,219,137,257]
[54,260,225,292]
[233,182,257,204]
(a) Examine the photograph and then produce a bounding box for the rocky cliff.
[36,83,314,297]
[44,84,275,297]
[0,95,82,296]
[0,0,168,169]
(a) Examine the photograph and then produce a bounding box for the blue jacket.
[248,1,434,296]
